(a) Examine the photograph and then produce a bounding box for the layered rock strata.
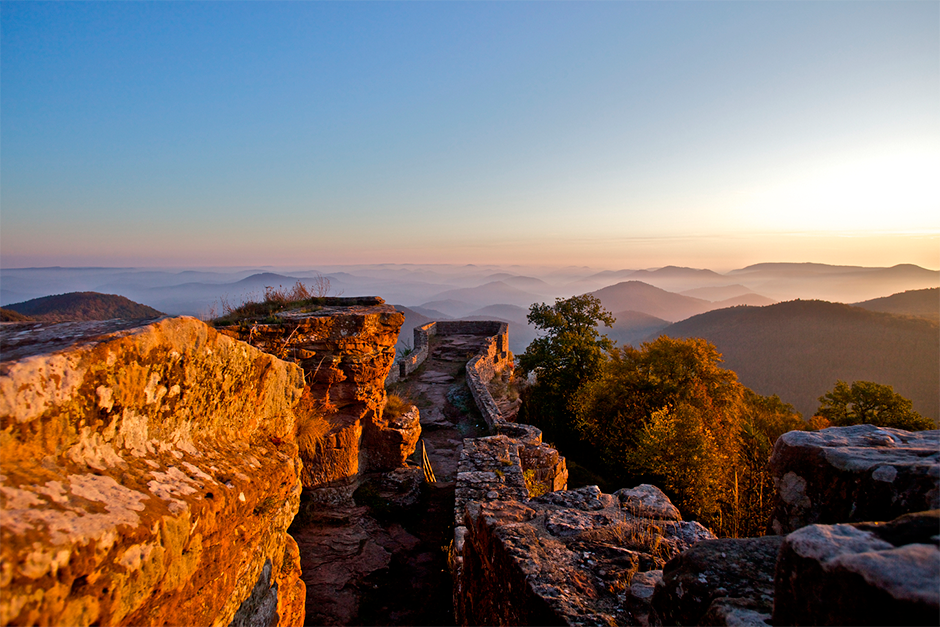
[769,424,940,534]
[215,298,416,504]
[0,317,306,627]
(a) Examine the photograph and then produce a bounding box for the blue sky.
[2,1,937,269]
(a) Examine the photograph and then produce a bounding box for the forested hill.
[0,308,34,322]
[4,292,164,322]
[660,300,939,422]
[853,288,939,322]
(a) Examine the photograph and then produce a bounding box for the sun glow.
[734,148,940,233]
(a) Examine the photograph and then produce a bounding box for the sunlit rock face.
[769,425,940,534]
[0,317,306,627]
[214,299,413,505]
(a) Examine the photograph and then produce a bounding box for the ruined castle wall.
[386,320,509,385]
[0,317,307,627]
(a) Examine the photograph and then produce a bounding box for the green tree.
[518,294,615,440]
[816,380,933,431]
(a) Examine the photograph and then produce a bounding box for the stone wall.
[453,463,715,625]
[447,321,719,625]
[215,299,418,506]
[386,320,510,386]
[0,317,306,627]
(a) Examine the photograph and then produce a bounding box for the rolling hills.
[660,300,939,422]
[4,292,164,322]
[591,281,712,322]
[853,288,938,322]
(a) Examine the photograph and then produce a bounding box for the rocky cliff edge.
[0,317,306,627]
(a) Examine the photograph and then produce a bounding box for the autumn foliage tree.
[570,337,802,536]
[518,299,810,537]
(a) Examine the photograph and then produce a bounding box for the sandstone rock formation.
[769,424,940,534]
[653,535,783,626]
[773,510,940,626]
[647,425,940,626]
[0,317,306,627]
[214,298,416,504]
[453,433,715,626]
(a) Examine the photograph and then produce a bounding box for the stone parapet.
[386,320,510,386]
[0,316,306,627]
[447,318,707,625]
[454,485,716,626]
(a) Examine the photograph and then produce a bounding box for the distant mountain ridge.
[4,292,164,322]
[591,281,712,322]
[853,288,938,322]
[659,299,939,422]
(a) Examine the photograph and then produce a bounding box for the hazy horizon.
[2,2,938,270]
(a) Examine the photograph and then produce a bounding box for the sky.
[2,1,938,271]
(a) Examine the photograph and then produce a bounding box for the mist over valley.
[4,262,937,422]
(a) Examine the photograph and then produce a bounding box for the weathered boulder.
[769,425,940,534]
[773,510,940,626]
[215,299,415,503]
[653,535,783,626]
[454,475,717,625]
[615,485,682,522]
[0,317,306,627]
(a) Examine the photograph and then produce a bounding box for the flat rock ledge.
[769,424,939,534]
[774,510,940,626]
[214,299,415,505]
[1,316,306,627]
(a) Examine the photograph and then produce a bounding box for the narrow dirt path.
[293,333,490,626]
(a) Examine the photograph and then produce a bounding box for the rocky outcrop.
[653,536,783,626]
[452,432,714,626]
[215,298,416,504]
[0,317,305,627]
[773,510,940,626]
[647,425,940,626]
[769,425,940,534]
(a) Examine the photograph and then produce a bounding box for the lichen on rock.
[0,317,306,627]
